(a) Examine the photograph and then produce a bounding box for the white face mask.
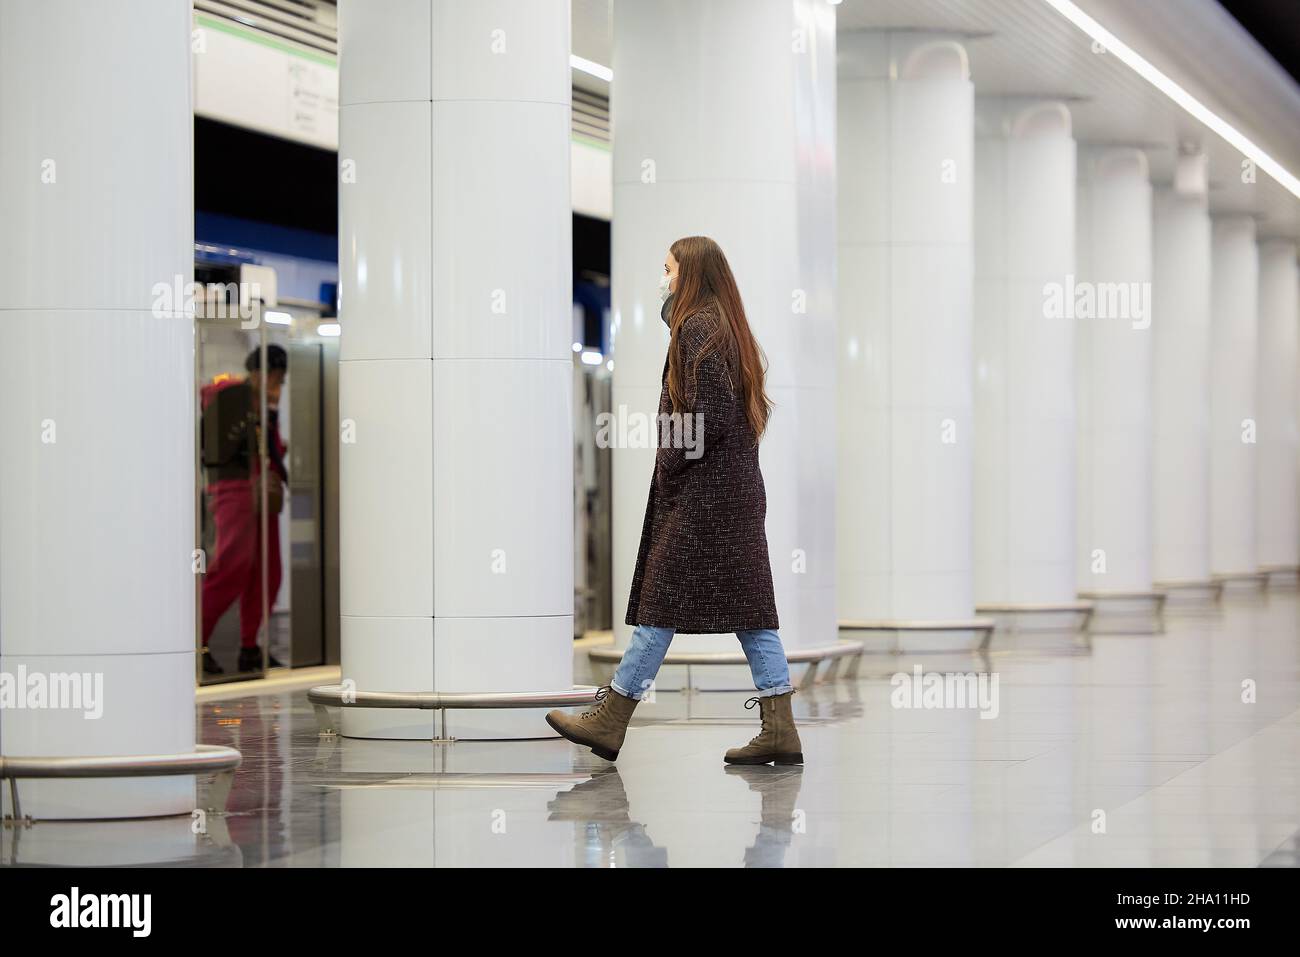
[658,272,675,303]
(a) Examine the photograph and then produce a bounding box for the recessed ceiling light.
[571,54,612,83]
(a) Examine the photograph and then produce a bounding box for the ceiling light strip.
[571,54,612,83]
[1039,0,1300,199]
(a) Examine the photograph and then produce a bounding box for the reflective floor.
[4,585,1299,867]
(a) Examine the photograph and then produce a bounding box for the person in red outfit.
[199,345,289,675]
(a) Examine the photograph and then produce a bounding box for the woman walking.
[547,236,802,766]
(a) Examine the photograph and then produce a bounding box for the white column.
[0,0,195,818]
[610,0,837,674]
[1151,175,1213,586]
[837,31,975,626]
[972,99,1076,608]
[337,0,573,738]
[1075,148,1154,595]
[1209,215,1259,578]
[1257,241,1299,573]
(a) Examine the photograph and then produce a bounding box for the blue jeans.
[611,625,795,700]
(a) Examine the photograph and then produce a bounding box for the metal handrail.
[1077,590,1168,600]
[1,744,242,823]
[975,601,1094,612]
[307,685,603,738]
[1155,579,1225,602]
[1080,590,1168,634]
[588,640,864,689]
[586,641,859,666]
[307,685,601,710]
[974,602,1094,636]
[838,618,995,630]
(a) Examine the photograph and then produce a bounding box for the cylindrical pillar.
[610,0,838,678]
[837,31,975,626]
[972,99,1076,608]
[337,0,573,738]
[1209,215,1259,579]
[0,0,195,818]
[1256,241,1299,573]
[1151,180,1213,586]
[1075,148,1154,595]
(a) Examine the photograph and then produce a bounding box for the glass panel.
[196,291,276,684]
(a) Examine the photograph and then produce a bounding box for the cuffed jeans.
[611,624,795,700]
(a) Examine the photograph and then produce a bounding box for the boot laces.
[580,686,610,719]
[744,695,767,744]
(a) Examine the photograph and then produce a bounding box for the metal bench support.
[1,744,242,824]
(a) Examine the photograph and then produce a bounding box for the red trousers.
[201,479,282,649]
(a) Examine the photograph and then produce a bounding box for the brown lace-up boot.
[724,691,803,765]
[546,686,640,761]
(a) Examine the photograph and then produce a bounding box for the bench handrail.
[587,641,860,666]
[0,744,241,781]
[308,685,601,711]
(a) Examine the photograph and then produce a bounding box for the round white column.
[1151,183,1213,586]
[337,0,573,738]
[1209,215,1260,579]
[1256,241,1299,574]
[972,99,1076,608]
[610,0,838,679]
[0,0,195,818]
[837,31,975,629]
[1075,148,1154,596]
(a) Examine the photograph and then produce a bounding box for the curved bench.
[307,685,603,739]
[1077,589,1167,633]
[975,602,1094,634]
[1,744,242,823]
[587,641,863,689]
[839,618,997,650]
[1211,572,1269,589]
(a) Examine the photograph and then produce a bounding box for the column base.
[315,685,600,742]
[339,614,574,739]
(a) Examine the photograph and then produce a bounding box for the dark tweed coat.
[624,304,779,634]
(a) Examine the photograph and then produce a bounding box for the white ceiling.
[571,0,612,95]
[572,0,1300,240]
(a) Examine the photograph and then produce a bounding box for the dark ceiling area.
[1218,0,1300,85]
[195,116,338,236]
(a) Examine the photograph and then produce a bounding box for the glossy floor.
[5,586,1299,867]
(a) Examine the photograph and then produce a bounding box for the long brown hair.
[665,236,772,441]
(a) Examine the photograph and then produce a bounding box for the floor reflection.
[3,588,1299,867]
